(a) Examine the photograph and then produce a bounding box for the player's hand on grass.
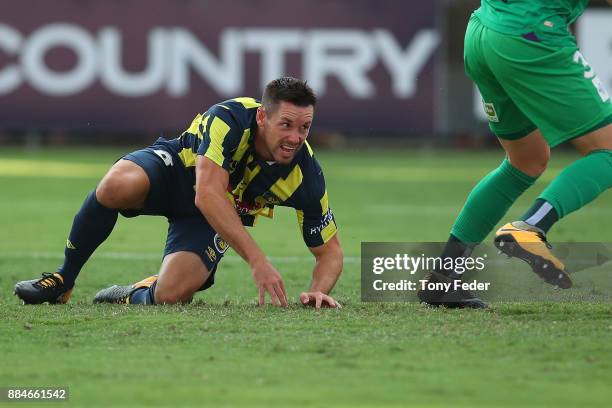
[251,259,288,307]
[300,292,342,309]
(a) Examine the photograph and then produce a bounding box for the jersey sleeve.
[296,160,338,248]
[196,105,245,170]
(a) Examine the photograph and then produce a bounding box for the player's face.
[256,102,314,164]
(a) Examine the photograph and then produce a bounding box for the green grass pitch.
[0,147,610,407]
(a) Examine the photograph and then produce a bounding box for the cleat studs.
[542,263,548,269]
[497,250,502,255]
[558,273,563,279]
[499,241,504,247]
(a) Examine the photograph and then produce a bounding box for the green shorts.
[465,15,612,147]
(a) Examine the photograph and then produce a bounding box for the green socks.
[451,158,538,244]
[538,149,612,219]
[451,150,612,244]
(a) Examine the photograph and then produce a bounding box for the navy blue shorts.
[163,216,230,291]
[122,143,228,291]
[122,145,198,218]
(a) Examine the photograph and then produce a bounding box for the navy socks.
[58,190,118,286]
[129,282,157,304]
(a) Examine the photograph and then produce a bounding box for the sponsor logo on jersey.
[309,208,334,236]
[230,192,266,215]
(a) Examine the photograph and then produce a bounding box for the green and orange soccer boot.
[494,221,572,289]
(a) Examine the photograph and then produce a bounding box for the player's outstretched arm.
[300,234,344,309]
[195,156,288,307]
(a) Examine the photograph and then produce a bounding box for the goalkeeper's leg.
[419,130,548,308]
[496,123,612,288]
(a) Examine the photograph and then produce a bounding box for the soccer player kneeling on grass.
[418,0,612,308]
[14,77,343,309]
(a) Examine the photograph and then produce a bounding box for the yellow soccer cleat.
[494,221,572,289]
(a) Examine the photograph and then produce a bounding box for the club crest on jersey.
[214,234,229,254]
[482,102,499,123]
[261,191,282,205]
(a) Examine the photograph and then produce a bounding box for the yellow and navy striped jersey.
[167,97,337,248]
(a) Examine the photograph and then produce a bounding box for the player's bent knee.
[96,162,149,209]
[509,154,549,177]
[96,176,124,208]
[526,156,549,177]
[501,130,550,177]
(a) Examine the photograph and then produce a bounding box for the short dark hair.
[262,77,317,112]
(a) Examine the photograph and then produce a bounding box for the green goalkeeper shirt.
[474,0,590,46]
